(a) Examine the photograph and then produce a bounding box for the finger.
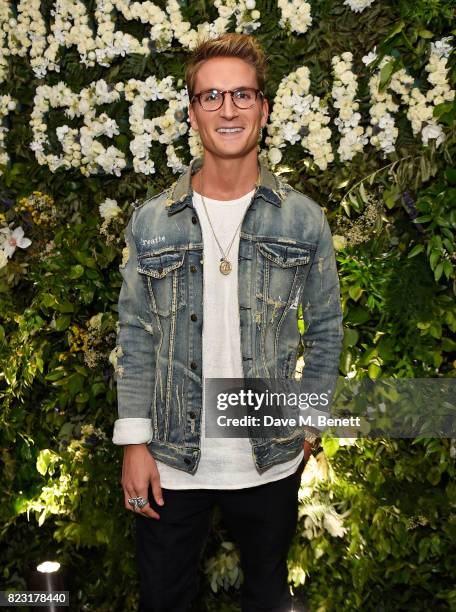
[135,487,161,520]
[151,473,164,507]
[123,485,139,512]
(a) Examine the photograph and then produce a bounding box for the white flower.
[120,245,130,268]
[344,0,376,12]
[0,226,32,257]
[109,344,124,373]
[282,121,300,144]
[0,96,16,170]
[422,122,444,147]
[277,0,312,34]
[87,313,103,330]
[430,36,453,59]
[99,197,121,221]
[331,53,366,161]
[268,147,282,165]
[362,49,377,66]
[333,235,347,250]
[323,510,347,537]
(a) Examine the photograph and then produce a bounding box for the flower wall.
[0,1,455,610]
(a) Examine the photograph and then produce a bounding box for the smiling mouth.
[216,128,245,136]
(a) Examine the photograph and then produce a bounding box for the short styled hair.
[185,33,268,102]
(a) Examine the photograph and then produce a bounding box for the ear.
[261,97,269,129]
[188,103,199,132]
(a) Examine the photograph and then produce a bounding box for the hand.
[121,443,164,520]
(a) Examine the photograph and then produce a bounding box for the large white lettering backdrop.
[1,6,456,609]
[0,1,453,177]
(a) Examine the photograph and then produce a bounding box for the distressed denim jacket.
[112,155,344,474]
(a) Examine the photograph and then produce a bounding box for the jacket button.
[191,216,197,224]
[189,411,195,419]
[191,313,197,321]
[190,264,197,273]
[190,361,197,370]
[184,458,191,465]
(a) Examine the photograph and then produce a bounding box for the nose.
[220,92,238,117]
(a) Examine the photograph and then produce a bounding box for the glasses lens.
[233,88,257,108]
[200,90,222,111]
[200,89,258,110]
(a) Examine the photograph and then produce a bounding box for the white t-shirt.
[156,188,303,489]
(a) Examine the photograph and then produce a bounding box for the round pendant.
[219,258,232,275]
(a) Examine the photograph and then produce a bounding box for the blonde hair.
[185,33,268,101]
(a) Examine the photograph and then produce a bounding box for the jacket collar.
[165,155,283,216]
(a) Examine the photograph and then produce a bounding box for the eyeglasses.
[191,87,264,111]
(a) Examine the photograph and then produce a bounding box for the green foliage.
[0,1,455,610]
[287,437,456,610]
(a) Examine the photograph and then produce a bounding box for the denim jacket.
[112,155,344,474]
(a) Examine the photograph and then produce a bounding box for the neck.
[192,150,259,201]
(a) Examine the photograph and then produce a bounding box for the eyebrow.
[201,85,255,91]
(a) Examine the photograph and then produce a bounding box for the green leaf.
[426,467,441,486]
[384,192,398,209]
[55,302,74,314]
[35,355,44,373]
[383,20,405,43]
[322,436,340,457]
[429,322,442,339]
[413,215,431,223]
[445,167,456,185]
[69,264,84,279]
[379,61,395,91]
[429,250,440,269]
[418,29,434,38]
[343,328,359,348]
[443,238,454,254]
[58,422,74,439]
[339,348,353,375]
[442,260,453,279]
[345,307,370,325]
[376,337,395,362]
[368,363,381,379]
[408,244,424,258]
[349,285,363,301]
[55,314,72,331]
[41,293,57,308]
[91,382,107,396]
[359,346,377,366]
[359,182,368,204]
[45,368,66,381]
[442,337,456,352]
[36,449,54,476]
[12,495,29,515]
[434,262,443,282]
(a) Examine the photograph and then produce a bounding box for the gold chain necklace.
[198,166,259,275]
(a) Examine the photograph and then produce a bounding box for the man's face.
[188,56,269,160]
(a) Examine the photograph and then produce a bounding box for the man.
[112,32,343,612]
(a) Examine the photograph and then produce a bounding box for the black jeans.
[135,456,305,612]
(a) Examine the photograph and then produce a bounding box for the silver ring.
[128,496,148,509]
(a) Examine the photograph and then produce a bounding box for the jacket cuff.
[112,418,153,445]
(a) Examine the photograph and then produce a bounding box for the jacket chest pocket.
[137,250,186,317]
[256,241,313,317]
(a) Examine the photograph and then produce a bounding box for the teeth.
[217,128,243,133]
